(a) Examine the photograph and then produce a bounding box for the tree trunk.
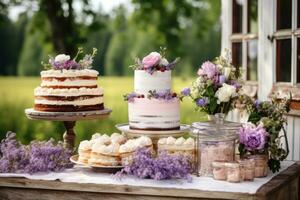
[40,0,77,56]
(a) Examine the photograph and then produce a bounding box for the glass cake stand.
[25,108,112,151]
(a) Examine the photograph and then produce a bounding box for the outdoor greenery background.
[0,0,221,145]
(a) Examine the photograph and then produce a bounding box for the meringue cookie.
[78,140,92,151]
[175,137,185,145]
[91,133,101,140]
[166,136,176,145]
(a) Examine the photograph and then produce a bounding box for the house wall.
[221,0,300,161]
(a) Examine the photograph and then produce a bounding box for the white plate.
[70,155,123,170]
[115,123,190,135]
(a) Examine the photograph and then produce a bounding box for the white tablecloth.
[0,161,295,194]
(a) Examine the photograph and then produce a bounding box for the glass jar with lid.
[190,113,241,177]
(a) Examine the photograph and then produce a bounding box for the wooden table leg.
[63,121,76,151]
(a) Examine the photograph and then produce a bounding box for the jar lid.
[190,113,241,141]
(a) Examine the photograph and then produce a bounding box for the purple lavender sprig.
[147,90,177,100]
[116,148,192,181]
[123,92,142,102]
[0,131,73,174]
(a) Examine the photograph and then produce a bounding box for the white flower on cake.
[54,54,70,63]
[215,83,236,103]
[159,58,169,66]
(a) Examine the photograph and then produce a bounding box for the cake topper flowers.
[130,47,180,74]
[180,49,242,115]
[42,47,97,70]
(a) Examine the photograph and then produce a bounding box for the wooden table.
[0,163,299,200]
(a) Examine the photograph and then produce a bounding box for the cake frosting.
[134,70,171,94]
[125,50,180,131]
[34,50,104,112]
[128,97,180,130]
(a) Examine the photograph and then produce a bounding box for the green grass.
[0,76,206,145]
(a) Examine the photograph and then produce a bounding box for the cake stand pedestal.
[116,123,190,149]
[25,108,112,150]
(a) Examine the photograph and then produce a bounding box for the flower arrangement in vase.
[180,49,242,116]
[238,96,291,173]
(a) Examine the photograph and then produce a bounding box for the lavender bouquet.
[0,131,73,174]
[41,47,97,70]
[129,47,180,74]
[116,148,192,181]
[180,49,242,115]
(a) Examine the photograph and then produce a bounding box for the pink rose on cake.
[142,52,162,69]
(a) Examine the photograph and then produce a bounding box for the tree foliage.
[0,0,221,76]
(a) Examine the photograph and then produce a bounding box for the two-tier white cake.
[125,51,180,130]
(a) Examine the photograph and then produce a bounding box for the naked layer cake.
[34,48,104,112]
[124,49,180,130]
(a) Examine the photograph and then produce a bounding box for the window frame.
[230,0,259,84]
[273,0,300,85]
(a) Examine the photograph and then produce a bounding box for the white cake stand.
[115,123,190,145]
[25,108,112,150]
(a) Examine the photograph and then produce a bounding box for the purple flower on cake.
[181,88,191,96]
[63,60,79,70]
[124,92,139,103]
[239,123,268,151]
[147,90,177,101]
[197,61,218,78]
[142,52,162,69]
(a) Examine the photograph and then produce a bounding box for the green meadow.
[0,77,206,145]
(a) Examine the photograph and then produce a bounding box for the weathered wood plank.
[256,162,300,198]
[0,178,254,200]
[0,187,211,200]
[0,163,299,200]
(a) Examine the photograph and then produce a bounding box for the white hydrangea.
[55,54,70,63]
[215,83,236,103]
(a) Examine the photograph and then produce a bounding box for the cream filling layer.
[34,87,103,96]
[41,69,99,77]
[41,79,97,87]
[35,97,103,106]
